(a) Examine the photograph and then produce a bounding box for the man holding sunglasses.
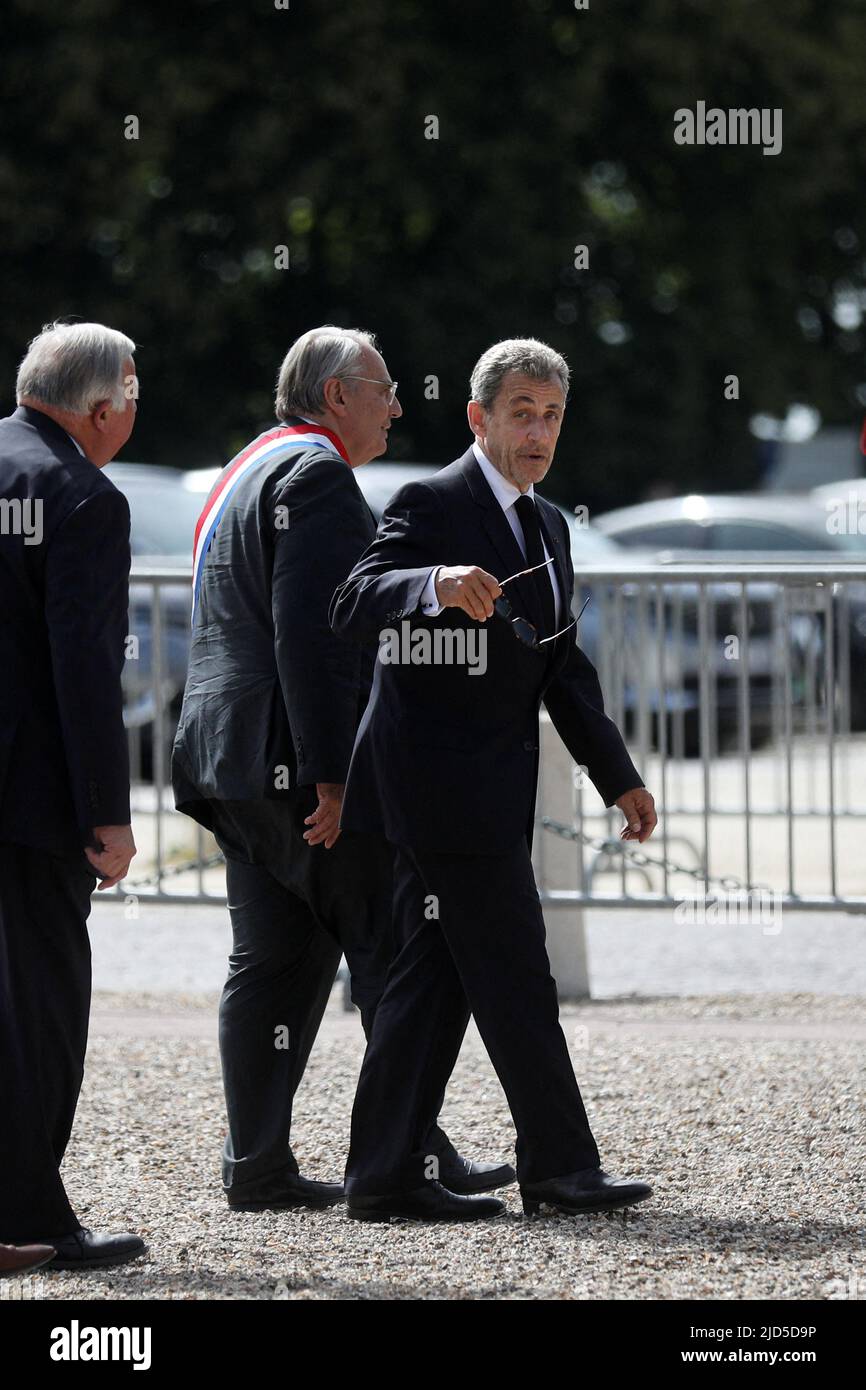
[330,337,658,1222]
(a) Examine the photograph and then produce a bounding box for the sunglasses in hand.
[493,558,590,649]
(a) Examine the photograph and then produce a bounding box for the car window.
[709,521,833,552]
[612,521,709,550]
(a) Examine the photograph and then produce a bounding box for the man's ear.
[321,375,350,415]
[90,400,115,433]
[467,399,485,438]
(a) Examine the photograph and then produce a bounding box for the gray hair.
[469,337,570,411]
[275,325,377,420]
[16,321,136,414]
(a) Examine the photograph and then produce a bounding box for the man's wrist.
[420,565,444,615]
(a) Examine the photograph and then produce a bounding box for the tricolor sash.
[190,423,349,625]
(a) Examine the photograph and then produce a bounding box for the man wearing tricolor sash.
[172,327,512,1211]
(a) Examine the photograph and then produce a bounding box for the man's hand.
[615,787,657,843]
[434,565,502,622]
[303,783,344,849]
[86,824,137,889]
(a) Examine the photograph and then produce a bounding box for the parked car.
[593,491,866,556]
[594,493,866,741]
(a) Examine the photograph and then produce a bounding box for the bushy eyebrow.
[508,394,563,409]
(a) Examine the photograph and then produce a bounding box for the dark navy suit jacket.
[0,406,131,853]
[330,447,644,855]
[172,419,378,829]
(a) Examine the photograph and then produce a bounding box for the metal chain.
[117,850,226,892]
[539,816,772,894]
[117,825,768,896]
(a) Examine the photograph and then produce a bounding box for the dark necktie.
[514,493,556,640]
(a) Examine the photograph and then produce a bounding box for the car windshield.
[609,521,710,550]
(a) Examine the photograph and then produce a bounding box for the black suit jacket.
[172,419,378,829]
[0,405,131,854]
[329,447,644,855]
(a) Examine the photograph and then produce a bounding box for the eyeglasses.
[340,375,399,405]
[493,558,590,649]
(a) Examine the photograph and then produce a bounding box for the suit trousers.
[345,838,601,1194]
[209,791,455,1192]
[0,841,95,1241]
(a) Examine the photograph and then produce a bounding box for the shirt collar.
[471,440,534,511]
[292,413,350,462]
[64,429,87,459]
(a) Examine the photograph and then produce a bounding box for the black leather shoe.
[520,1167,653,1217]
[348,1180,506,1223]
[226,1170,344,1212]
[437,1152,516,1194]
[38,1228,146,1270]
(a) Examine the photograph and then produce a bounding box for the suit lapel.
[535,499,573,674]
[459,449,546,632]
[453,449,578,675]
[461,451,524,571]
[536,500,570,622]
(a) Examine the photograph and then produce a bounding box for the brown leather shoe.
[0,1242,57,1276]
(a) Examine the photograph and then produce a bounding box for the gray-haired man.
[172,326,512,1211]
[0,321,144,1267]
[332,338,658,1222]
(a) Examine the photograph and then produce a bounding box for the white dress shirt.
[419,441,562,624]
[63,429,87,460]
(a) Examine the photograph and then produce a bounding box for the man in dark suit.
[172,326,512,1212]
[331,338,659,1222]
[0,320,144,1267]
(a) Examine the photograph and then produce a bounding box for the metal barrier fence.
[118,561,866,914]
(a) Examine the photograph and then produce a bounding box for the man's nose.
[390,395,403,419]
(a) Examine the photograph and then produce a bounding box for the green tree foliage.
[1,0,864,513]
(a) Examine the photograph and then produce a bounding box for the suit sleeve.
[271,456,373,785]
[45,486,132,839]
[329,481,448,645]
[542,511,645,808]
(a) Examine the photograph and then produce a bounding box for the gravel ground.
[17,989,864,1302]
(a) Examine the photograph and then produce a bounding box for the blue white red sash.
[191,423,349,625]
